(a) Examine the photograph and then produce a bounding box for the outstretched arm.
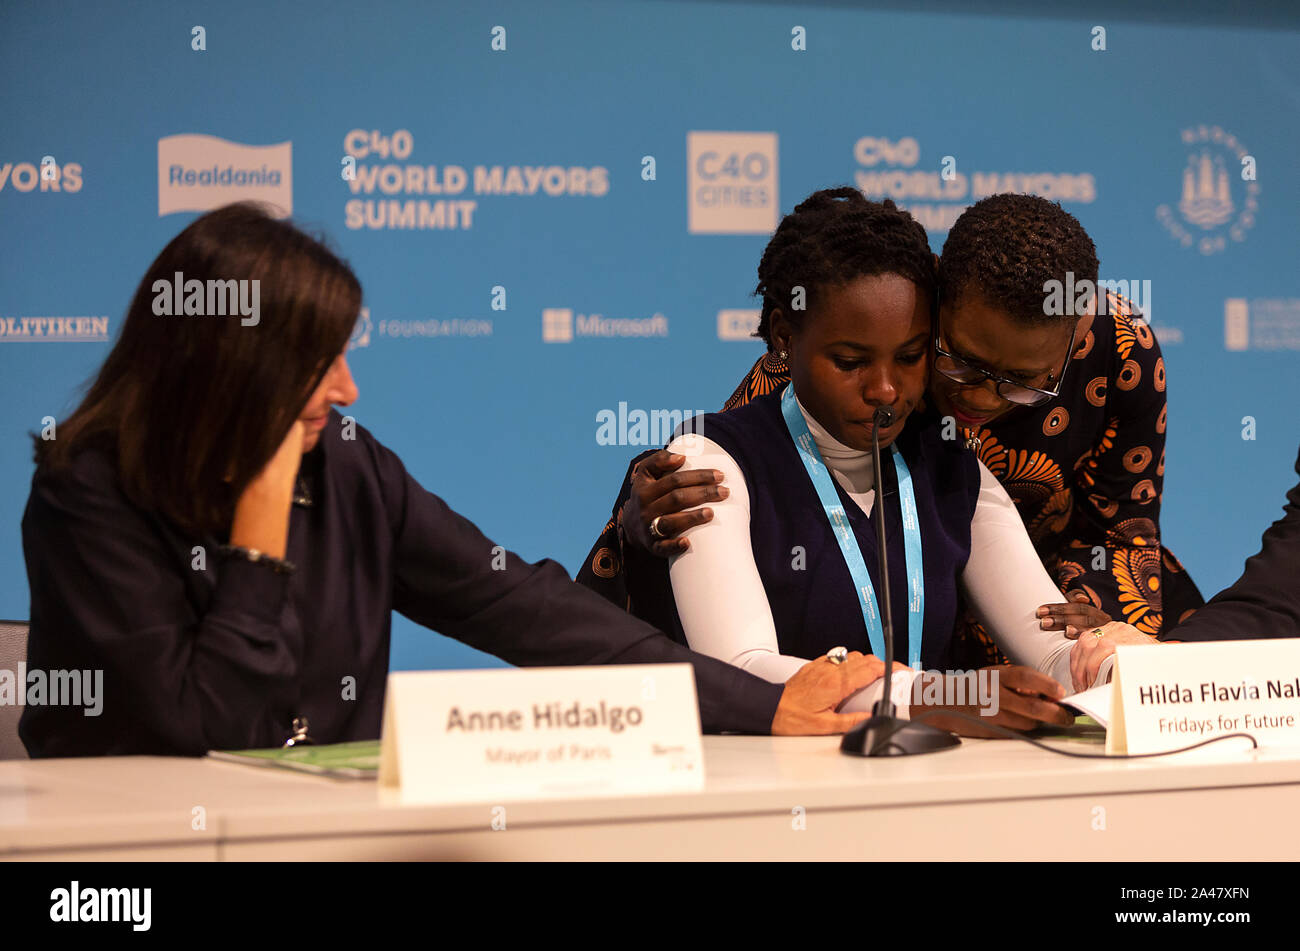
[1164,446,1300,642]
[961,461,1121,691]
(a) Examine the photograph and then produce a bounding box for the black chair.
[0,620,30,759]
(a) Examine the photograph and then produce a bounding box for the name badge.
[378,664,704,804]
[1108,641,1300,755]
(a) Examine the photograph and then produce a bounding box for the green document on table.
[207,740,380,779]
[1027,716,1106,744]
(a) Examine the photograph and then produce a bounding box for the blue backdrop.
[3,0,1298,671]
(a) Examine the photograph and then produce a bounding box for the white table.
[3,735,1299,860]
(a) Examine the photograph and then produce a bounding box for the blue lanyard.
[779,384,925,668]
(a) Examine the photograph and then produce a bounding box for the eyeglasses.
[933,323,1077,407]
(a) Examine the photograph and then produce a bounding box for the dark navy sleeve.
[369,433,786,734]
[20,451,300,756]
[1163,446,1300,642]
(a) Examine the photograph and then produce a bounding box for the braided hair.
[938,193,1098,324]
[754,187,936,347]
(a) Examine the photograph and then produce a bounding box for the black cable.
[868,710,1258,759]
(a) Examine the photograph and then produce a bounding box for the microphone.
[869,406,897,716]
[840,404,961,757]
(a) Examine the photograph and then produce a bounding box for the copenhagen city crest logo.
[1156,125,1258,257]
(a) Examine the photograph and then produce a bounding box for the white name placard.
[1107,640,1300,755]
[378,664,704,804]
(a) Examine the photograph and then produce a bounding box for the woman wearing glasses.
[912,194,1201,663]
[579,193,1202,676]
[599,189,1154,737]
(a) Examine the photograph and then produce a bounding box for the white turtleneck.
[665,396,1109,718]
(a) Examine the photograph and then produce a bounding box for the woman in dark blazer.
[19,202,882,756]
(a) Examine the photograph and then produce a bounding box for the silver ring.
[826,646,848,665]
[649,516,666,539]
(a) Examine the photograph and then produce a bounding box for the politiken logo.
[1156,125,1258,256]
[158,134,292,218]
[717,309,760,341]
[0,315,109,342]
[687,132,778,235]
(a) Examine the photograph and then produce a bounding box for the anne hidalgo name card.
[379,664,705,804]
[1108,641,1300,755]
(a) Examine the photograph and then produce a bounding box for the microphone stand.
[841,407,961,757]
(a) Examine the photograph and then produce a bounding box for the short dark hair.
[35,202,362,537]
[938,193,1098,324]
[754,187,936,346]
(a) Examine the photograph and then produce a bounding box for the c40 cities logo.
[1156,125,1259,257]
[686,132,778,235]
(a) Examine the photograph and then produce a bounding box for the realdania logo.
[158,133,292,218]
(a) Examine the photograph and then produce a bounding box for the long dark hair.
[35,202,361,537]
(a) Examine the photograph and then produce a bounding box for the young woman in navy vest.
[638,189,1156,737]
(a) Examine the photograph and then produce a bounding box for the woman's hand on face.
[1037,591,1112,638]
[1067,620,1159,692]
[623,449,728,557]
[909,665,1074,737]
[229,421,306,560]
[248,420,306,500]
